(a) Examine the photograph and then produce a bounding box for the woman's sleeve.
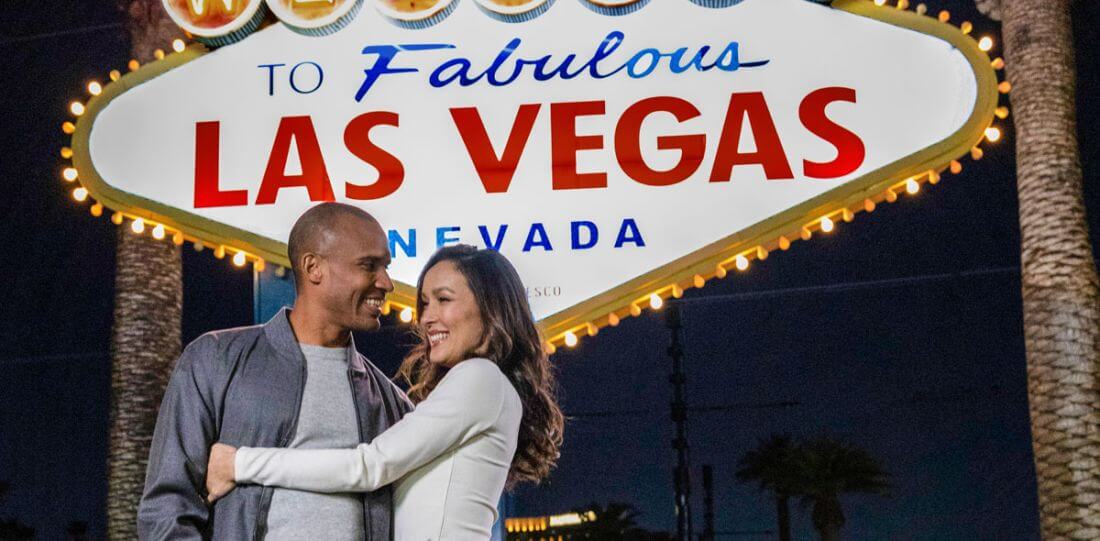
[235,358,507,492]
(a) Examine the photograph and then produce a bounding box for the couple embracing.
[136,203,565,540]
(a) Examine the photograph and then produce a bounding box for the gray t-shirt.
[265,344,364,540]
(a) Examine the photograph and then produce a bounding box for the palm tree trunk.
[775,495,792,541]
[1000,0,1100,538]
[106,3,182,538]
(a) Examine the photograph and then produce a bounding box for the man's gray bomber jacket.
[137,308,413,540]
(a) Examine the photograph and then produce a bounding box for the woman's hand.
[206,443,238,503]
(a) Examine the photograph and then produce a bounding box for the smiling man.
[138,202,413,540]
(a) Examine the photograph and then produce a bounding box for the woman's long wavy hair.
[397,245,564,486]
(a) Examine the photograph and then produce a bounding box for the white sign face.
[74,0,997,341]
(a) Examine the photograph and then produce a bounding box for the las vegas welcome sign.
[69,0,999,349]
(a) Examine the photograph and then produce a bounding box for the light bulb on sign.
[985,127,1002,142]
[70,102,85,116]
[978,36,994,52]
[172,39,186,53]
[735,255,749,271]
[72,187,88,202]
[152,224,166,240]
[564,331,578,348]
[906,178,921,195]
[131,218,145,234]
[821,216,835,233]
[399,307,413,323]
[649,294,663,310]
[87,81,102,96]
[62,167,78,182]
[233,251,247,267]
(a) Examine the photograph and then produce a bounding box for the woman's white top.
[235,357,523,540]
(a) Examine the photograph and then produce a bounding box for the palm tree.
[735,435,800,541]
[106,2,183,537]
[794,437,889,541]
[974,1,1100,537]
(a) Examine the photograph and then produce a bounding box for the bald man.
[138,203,413,540]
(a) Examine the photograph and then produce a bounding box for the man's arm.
[137,336,222,540]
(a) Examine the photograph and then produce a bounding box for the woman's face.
[420,260,486,368]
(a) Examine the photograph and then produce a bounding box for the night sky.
[3,0,1100,539]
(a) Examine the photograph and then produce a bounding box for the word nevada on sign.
[72,0,998,346]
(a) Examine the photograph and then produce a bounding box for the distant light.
[152,224,166,240]
[649,293,663,310]
[985,126,1002,142]
[564,331,578,348]
[72,187,88,202]
[978,36,994,52]
[232,251,246,266]
[399,306,413,323]
[131,218,145,234]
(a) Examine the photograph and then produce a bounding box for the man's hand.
[206,443,237,503]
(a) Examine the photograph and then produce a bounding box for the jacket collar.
[263,307,367,372]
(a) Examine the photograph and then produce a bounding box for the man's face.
[314,217,394,332]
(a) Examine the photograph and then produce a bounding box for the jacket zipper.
[347,360,369,538]
[253,355,308,541]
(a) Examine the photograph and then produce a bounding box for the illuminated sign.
[68,0,1000,349]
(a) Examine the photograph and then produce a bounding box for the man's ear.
[301,253,325,286]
